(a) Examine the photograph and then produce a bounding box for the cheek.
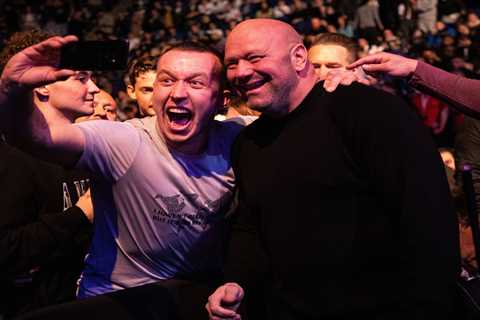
[152,88,167,104]
[140,92,153,103]
[226,70,236,82]
[193,93,219,120]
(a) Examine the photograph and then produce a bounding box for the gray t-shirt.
[75,116,243,298]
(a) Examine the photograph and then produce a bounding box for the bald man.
[207,19,459,320]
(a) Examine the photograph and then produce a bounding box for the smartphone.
[59,40,129,71]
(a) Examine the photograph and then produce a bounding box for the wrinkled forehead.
[225,21,300,60]
[226,26,268,53]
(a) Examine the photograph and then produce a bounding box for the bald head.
[228,19,303,49]
[224,19,316,117]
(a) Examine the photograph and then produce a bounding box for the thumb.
[222,285,244,309]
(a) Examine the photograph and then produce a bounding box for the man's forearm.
[409,61,480,118]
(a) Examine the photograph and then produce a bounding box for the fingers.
[36,35,78,50]
[28,35,79,67]
[347,53,388,70]
[29,37,70,58]
[206,284,243,320]
[323,75,342,92]
[45,69,77,83]
[323,69,358,92]
[360,63,388,75]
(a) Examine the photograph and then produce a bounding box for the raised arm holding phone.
[0,35,244,310]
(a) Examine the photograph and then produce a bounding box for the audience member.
[0,31,99,318]
[308,32,359,80]
[353,0,384,44]
[207,18,459,320]
[75,89,118,123]
[0,37,243,305]
[126,56,157,117]
[416,0,438,34]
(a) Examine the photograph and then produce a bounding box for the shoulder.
[211,119,245,144]
[74,120,140,149]
[209,119,245,162]
[324,82,413,121]
[75,119,135,132]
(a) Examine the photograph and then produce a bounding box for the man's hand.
[0,35,78,93]
[206,283,244,320]
[76,189,93,223]
[323,68,375,92]
[347,52,418,78]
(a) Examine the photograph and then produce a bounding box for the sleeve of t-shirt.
[74,120,141,182]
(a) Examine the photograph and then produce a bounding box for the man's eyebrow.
[157,69,209,79]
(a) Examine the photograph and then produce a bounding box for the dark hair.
[159,41,226,90]
[310,33,359,63]
[0,30,52,72]
[127,56,157,87]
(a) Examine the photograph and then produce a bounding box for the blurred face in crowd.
[122,103,139,120]
[308,44,351,80]
[37,71,100,120]
[152,49,223,154]
[224,19,301,116]
[127,70,156,116]
[76,89,117,122]
[440,150,455,171]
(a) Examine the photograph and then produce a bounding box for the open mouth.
[166,107,193,128]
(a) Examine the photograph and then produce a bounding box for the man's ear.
[34,86,50,101]
[291,43,308,72]
[223,89,232,109]
[126,84,136,99]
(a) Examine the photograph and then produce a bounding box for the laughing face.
[152,49,223,154]
[224,20,299,116]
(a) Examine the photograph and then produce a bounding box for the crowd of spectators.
[2,0,480,145]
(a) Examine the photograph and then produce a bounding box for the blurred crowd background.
[1,0,479,146]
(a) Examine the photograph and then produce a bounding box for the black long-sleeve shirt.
[226,83,460,319]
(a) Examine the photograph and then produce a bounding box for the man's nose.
[171,81,188,100]
[88,79,100,94]
[93,104,107,119]
[318,66,329,81]
[234,60,254,81]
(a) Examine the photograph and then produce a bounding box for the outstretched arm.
[0,35,86,166]
[348,52,480,118]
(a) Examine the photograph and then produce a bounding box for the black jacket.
[0,140,92,318]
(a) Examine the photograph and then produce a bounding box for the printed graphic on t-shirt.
[63,178,90,211]
[152,191,230,231]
